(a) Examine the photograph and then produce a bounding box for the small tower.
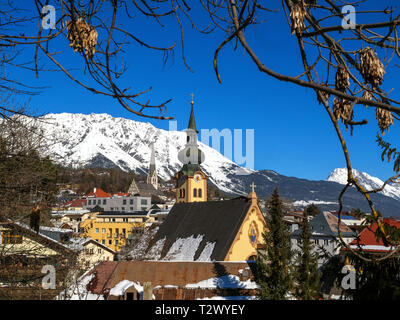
[175,94,207,203]
[147,142,158,190]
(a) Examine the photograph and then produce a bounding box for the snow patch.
[196,242,216,262]
[164,235,204,261]
[185,275,259,289]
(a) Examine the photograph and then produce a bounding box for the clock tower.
[175,95,208,203]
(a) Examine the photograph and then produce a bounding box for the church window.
[198,188,202,197]
[193,189,197,197]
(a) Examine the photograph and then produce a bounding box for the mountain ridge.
[36,112,400,216]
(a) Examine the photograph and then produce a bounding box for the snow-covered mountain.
[37,113,253,195]
[31,112,400,216]
[327,168,400,201]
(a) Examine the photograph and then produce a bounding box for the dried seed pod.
[67,17,98,59]
[290,1,306,35]
[333,97,352,124]
[335,65,350,92]
[362,90,372,108]
[376,107,393,134]
[359,47,385,88]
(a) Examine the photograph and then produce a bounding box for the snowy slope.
[37,113,253,195]
[327,168,400,201]
[27,113,400,215]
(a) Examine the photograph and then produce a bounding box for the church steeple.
[146,142,158,190]
[187,94,198,133]
[175,95,207,203]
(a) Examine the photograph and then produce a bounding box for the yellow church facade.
[224,191,266,261]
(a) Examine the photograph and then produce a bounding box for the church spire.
[188,93,198,133]
[175,94,207,203]
[147,142,158,189]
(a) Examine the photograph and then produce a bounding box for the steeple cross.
[190,93,194,104]
[250,182,256,193]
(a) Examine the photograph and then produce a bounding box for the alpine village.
[1,96,397,301]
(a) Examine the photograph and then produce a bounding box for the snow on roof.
[145,237,166,260]
[164,235,204,261]
[56,267,104,300]
[39,226,73,233]
[184,275,259,290]
[196,242,216,262]
[109,280,143,297]
[196,296,258,300]
[349,245,394,252]
[52,209,90,215]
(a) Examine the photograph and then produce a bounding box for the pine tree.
[256,188,293,299]
[294,210,321,300]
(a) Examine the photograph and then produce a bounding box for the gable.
[224,205,266,261]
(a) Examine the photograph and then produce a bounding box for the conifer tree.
[256,188,293,300]
[294,210,321,300]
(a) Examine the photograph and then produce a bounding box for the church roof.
[135,181,164,197]
[150,196,252,261]
[187,104,198,133]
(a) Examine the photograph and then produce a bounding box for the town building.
[291,211,357,267]
[79,211,152,251]
[83,187,152,212]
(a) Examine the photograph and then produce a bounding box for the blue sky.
[11,0,400,181]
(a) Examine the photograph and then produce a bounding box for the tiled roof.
[86,188,111,198]
[63,199,87,208]
[347,218,400,253]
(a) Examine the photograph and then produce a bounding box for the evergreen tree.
[256,188,293,299]
[294,210,321,300]
[305,204,320,217]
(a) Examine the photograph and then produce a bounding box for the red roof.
[347,218,400,253]
[114,192,130,197]
[86,188,111,198]
[63,198,87,208]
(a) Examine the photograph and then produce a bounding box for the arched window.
[182,189,185,198]
[193,188,197,197]
[198,188,202,198]
[179,189,182,198]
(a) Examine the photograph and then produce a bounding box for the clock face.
[194,174,202,183]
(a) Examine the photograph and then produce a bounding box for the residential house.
[291,211,357,267]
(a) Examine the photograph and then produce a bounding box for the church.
[127,142,164,199]
[148,97,266,262]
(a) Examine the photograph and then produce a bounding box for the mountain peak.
[327,167,400,201]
